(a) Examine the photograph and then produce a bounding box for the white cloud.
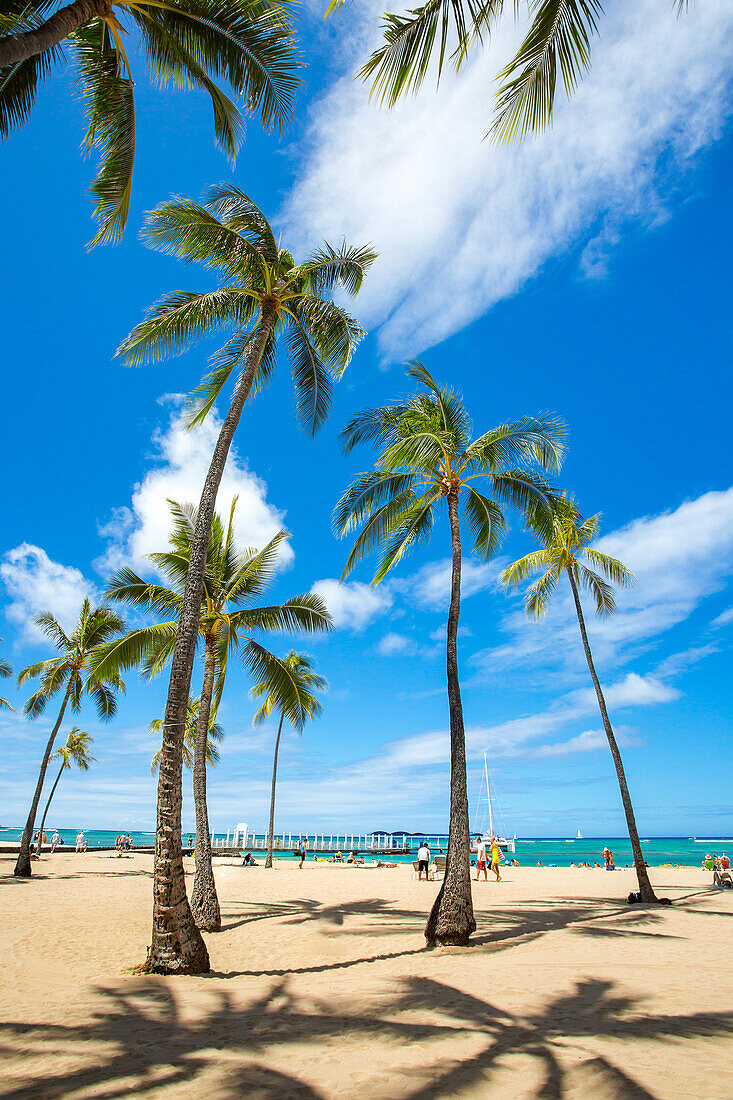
[282,0,733,360]
[712,606,733,628]
[533,727,640,759]
[311,578,393,631]
[473,487,733,679]
[97,400,292,575]
[377,632,412,656]
[0,544,97,642]
[395,558,498,611]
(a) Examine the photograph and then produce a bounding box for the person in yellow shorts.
[490,837,502,881]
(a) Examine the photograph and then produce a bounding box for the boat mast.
[484,753,494,837]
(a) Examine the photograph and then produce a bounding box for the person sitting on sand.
[347,851,356,864]
[537,861,543,866]
[702,853,715,870]
[475,836,488,881]
[510,859,519,866]
[242,852,257,866]
[417,842,431,881]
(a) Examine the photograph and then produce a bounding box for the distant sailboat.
[577,830,583,840]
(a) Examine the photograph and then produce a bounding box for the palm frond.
[0,43,58,136]
[499,549,549,588]
[117,287,247,365]
[230,593,332,635]
[525,565,560,618]
[463,487,506,559]
[298,241,377,297]
[205,182,279,261]
[284,308,333,435]
[138,193,258,275]
[72,21,136,247]
[492,0,603,141]
[373,491,438,583]
[333,470,415,536]
[584,547,634,588]
[576,562,617,617]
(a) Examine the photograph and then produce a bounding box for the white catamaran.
[473,754,516,854]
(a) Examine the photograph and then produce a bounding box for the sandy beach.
[1,853,732,1099]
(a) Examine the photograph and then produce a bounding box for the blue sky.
[1,0,732,837]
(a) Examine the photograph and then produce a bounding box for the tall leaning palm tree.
[251,650,326,868]
[500,495,658,903]
[335,362,564,945]
[116,187,373,973]
[0,641,13,711]
[0,0,299,244]
[327,0,690,140]
[14,599,125,877]
[96,496,331,933]
[37,728,96,857]
[150,698,223,774]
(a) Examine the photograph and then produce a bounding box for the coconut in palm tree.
[96,497,331,933]
[36,729,96,856]
[500,494,658,903]
[251,651,327,868]
[335,361,564,945]
[13,599,125,876]
[0,0,299,244]
[116,190,372,972]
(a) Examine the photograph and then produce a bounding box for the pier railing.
[208,832,449,853]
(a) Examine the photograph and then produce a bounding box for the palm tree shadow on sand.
[0,973,731,1099]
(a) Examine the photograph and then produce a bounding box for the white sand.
[1,852,732,1098]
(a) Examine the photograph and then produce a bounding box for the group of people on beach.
[114,834,134,852]
[473,836,504,882]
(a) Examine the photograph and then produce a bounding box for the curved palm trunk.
[146,302,276,974]
[567,568,657,902]
[190,635,221,932]
[14,679,73,877]
[0,0,108,67]
[426,492,476,946]
[265,713,285,869]
[36,761,66,859]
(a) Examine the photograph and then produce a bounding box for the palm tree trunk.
[36,761,66,859]
[426,491,476,946]
[0,0,108,67]
[190,635,221,932]
[146,302,276,974]
[567,568,657,902]
[14,679,73,876]
[265,713,285,869]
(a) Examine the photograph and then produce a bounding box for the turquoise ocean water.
[2,828,730,866]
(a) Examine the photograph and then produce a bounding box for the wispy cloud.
[473,487,733,680]
[283,0,733,360]
[311,578,393,630]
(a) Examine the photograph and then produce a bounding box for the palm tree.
[13,599,125,877]
[36,729,96,856]
[251,651,327,868]
[0,641,13,711]
[500,494,658,902]
[335,361,564,945]
[115,188,373,973]
[150,698,223,774]
[327,0,689,140]
[0,0,299,245]
[96,496,331,934]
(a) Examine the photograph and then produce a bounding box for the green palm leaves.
[55,727,97,772]
[17,599,126,721]
[96,496,332,711]
[0,640,13,711]
[500,495,633,617]
[118,186,376,435]
[150,699,223,772]
[251,650,327,731]
[335,360,565,582]
[0,0,300,244]
[329,0,685,140]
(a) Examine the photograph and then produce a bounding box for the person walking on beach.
[475,836,488,881]
[299,837,308,868]
[490,837,502,882]
[417,842,431,880]
[75,830,85,852]
[50,831,60,853]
